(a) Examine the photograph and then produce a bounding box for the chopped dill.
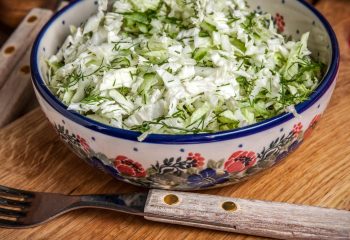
[47,0,325,139]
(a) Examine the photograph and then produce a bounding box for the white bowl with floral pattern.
[31,0,339,190]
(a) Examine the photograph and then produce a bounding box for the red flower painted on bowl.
[275,13,285,33]
[77,135,90,153]
[187,152,205,168]
[224,151,257,173]
[114,155,146,178]
[293,122,303,137]
[304,114,322,139]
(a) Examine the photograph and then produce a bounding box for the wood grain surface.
[0,1,349,239]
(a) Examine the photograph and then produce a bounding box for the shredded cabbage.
[47,0,324,140]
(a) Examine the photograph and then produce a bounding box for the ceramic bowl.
[31,0,339,190]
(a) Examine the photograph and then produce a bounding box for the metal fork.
[1,185,349,240]
[0,185,148,228]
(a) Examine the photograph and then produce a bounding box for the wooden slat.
[0,51,36,127]
[58,1,69,10]
[0,8,52,128]
[0,0,59,29]
[0,2,69,125]
[0,8,52,90]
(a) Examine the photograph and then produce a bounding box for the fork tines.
[0,185,34,199]
[0,185,33,227]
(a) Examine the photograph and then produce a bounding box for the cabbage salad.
[47,0,324,140]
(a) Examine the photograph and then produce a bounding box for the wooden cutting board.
[0,1,349,239]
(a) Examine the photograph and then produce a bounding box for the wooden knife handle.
[144,189,350,240]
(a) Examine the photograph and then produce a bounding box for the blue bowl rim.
[31,0,339,145]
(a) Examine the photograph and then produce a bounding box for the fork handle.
[144,189,350,240]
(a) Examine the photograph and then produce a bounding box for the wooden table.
[0,1,349,239]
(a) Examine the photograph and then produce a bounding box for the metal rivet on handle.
[164,194,179,205]
[222,201,237,212]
